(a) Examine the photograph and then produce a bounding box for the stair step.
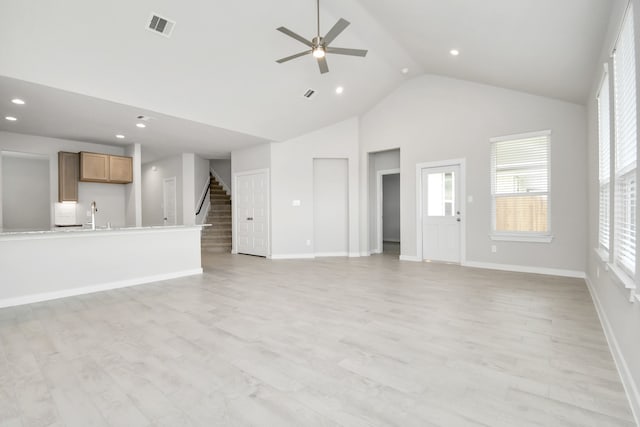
[202,246,231,254]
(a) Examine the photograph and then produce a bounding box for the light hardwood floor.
[0,253,635,426]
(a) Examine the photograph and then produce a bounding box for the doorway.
[235,169,268,257]
[417,159,466,263]
[162,177,177,226]
[377,168,400,254]
[313,158,349,256]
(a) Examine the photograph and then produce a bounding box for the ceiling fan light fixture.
[313,47,326,58]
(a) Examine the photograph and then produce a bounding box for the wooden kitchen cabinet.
[79,152,133,184]
[109,155,133,183]
[80,152,109,182]
[58,151,79,202]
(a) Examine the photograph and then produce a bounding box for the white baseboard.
[349,252,361,258]
[371,249,382,254]
[360,251,372,257]
[0,268,203,309]
[270,254,315,260]
[399,255,421,262]
[315,252,349,258]
[585,275,640,425]
[462,260,585,278]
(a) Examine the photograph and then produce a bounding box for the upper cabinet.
[80,152,133,184]
[109,155,133,184]
[58,151,79,202]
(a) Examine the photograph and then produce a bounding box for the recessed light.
[136,123,146,128]
[335,86,344,95]
[11,98,25,105]
[401,67,409,74]
[116,134,125,139]
[450,49,460,56]
[5,116,17,121]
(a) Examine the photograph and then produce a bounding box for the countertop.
[0,225,204,241]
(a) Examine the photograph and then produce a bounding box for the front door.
[422,165,461,263]
[236,172,268,256]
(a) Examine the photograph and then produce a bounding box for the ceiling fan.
[275,0,368,74]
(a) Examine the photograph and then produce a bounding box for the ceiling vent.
[303,89,316,99]
[147,13,175,38]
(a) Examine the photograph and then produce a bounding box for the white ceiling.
[0,0,615,157]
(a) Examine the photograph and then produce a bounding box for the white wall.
[1,153,50,231]
[313,158,349,256]
[0,131,127,229]
[141,155,183,226]
[360,75,587,271]
[271,118,360,257]
[382,173,400,242]
[586,0,640,420]
[210,159,231,190]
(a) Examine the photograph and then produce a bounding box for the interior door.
[422,165,461,263]
[236,172,268,256]
[163,177,177,226]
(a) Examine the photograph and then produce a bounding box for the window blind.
[613,3,637,276]
[598,73,611,251]
[491,132,550,235]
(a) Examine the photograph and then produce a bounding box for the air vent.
[303,89,316,99]
[147,13,175,38]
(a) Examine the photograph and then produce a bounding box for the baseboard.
[360,251,372,257]
[348,252,361,258]
[462,261,585,278]
[270,254,315,260]
[399,255,421,262]
[585,275,640,425]
[315,252,349,258]
[371,249,382,254]
[0,268,203,308]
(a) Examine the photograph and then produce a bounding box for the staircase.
[201,175,232,253]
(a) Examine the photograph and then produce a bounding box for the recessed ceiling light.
[401,67,409,74]
[450,49,460,56]
[5,116,17,121]
[136,123,146,128]
[335,86,344,95]
[11,98,25,105]
[116,134,125,139]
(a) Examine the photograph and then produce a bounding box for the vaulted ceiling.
[0,0,616,158]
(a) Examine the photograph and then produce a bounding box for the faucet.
[90,201,98,230]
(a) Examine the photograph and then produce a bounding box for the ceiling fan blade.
[317,56,329,74]
[326,47,368,57]
[323,18,350,46]
[276,27,313,47]
[276,51,311,63]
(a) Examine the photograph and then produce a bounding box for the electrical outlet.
[306,239,311,246]
[491,245,497,253]
[86,210,91,217]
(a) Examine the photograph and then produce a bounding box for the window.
[613,3,637,278]
[490,131,551,241]
[598,71,611,252]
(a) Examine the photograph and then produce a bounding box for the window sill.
[608,263,636,290]
[490,234,553,243]
[594,247,609,263]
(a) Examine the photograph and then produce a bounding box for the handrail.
[195,174,211,216]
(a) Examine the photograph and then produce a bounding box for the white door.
[422,165,461,263]
[236,172,268,256]
[163,177,177,226]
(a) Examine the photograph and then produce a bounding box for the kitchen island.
[0,225,203,307]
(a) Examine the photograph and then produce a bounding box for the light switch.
[292,200,301,207]
[467,195,473,203]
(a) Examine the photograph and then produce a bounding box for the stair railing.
[195,174,211,217]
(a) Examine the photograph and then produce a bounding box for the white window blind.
[598,72,611,251]
[491,131,550,237]
[613,3,637,277]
